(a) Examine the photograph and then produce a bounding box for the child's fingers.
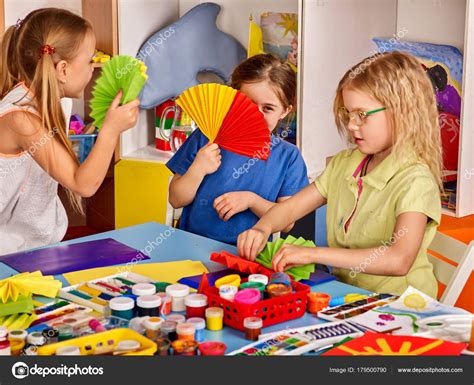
[237,232,247,257]
[123,98,140,109]
[223,209,236,221]
[110,90,123,109]
[249,236,263,261]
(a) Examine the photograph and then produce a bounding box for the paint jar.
[0,327,10,356]
[128,316,148,334]
[160,320,178,342]
[219,284,238,301]
[233,289,261,305]
[167,314,185,324]
[186,318,205,342]
[154,338,171,356]
[266,283,292,298]
[243,317,263,341]
[176,322,196,341]
[269,272,291,286]
[198,341,227,356]
[109,296,135,320]
[156,293,171,315]
[143,317,163,340]
[248,274,269,286]
[205,307,224,331]
[185,294,208,318]
[56,345,81,356]
[132,283,156,296]
[25,332,46,355]
[307,292,331,314]
[165,284,190,312]
[9,339,25,356]
[240,281,265,299]
[57,324,74,341]
[215,274,241,289]
[42,327,58,344]
[137,295,162,317]
[171,339,198,356]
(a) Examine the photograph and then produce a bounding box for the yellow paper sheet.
[62,260,208,286]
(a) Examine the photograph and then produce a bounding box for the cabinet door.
[115,159,173,229]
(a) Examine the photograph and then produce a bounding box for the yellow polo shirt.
[314,148,440,297]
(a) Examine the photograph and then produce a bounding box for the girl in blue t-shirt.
[166,54,308,245]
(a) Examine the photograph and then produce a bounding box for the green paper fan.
[256,236,316,281]
[89,55,148,129]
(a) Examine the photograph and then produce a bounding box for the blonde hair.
[334,51,443,190]
[1,8,93,212]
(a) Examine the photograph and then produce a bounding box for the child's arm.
[237,183,326,259]
[271,212,426,276]
[168,143,221,208]
[213,193,295,232]
[10,92,139,197]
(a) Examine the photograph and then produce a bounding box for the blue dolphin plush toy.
[138,3,246,109]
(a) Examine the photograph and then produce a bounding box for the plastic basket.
[69,134,97,163]
[206,251,310,331]
[37,328,157,356]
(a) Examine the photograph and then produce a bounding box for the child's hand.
[101,90,140,136]
[214,191,255,221]
[272,244,313,272]
[193,143,221,176]
[237,226,271,261]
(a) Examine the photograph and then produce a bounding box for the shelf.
[442,208,456,217]
[121,145,173,164]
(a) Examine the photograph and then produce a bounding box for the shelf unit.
[299,0,474,217]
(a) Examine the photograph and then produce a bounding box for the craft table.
[0,222,370,353]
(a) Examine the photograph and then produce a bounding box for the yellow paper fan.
[176,83,237,142]
[0,271,62,303]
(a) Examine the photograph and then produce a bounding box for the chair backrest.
[427,231,474,306]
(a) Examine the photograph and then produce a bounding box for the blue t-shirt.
[166,130,308,245]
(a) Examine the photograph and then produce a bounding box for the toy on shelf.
[176,83,270,159]
[257,235,316,281]
[92,49,111,64]
[89,55,148,129]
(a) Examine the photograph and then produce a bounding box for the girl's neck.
[366,146,392,174]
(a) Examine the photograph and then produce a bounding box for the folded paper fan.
[0,271,62,303]
[90,55,148,129]
[176,83,270,159]
[256,235,316,281]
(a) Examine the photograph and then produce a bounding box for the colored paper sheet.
[323,332,467,356]
[0,271,61,303]
[0,239,150,275]
[63,260,208,286]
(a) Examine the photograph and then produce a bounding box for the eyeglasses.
[338,106,386,127]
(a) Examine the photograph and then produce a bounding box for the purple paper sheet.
[0,238,149,275]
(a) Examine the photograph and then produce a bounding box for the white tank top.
[0,83,68,256]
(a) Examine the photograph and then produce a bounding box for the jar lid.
[165,284,190,297]
[215,274,241,288]
[219,284,238,296]
[205,307,224,318]
[9,329,27,341]
[176,322,196,335]
[132,283,156,296]
[248,274,269,285]
[171,339,198,352]
[198,341,227,355]
[56,345,81,356]
[109,296,135,311]
[116,339,141,352]
[143,317,163,331]
[244,317,263,329]
[27,332,46,346]
[137,295,162,309]
[161,320,178,332]
[186,317,206,330]
[233,289,261,305]
[185,293,208,307]
[166,314,185,324]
